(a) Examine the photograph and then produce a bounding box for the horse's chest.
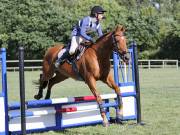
[98,61,110,76]
[99,59,110,68]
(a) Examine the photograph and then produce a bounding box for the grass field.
[6,68,180,135]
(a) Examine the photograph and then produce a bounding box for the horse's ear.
[115,25,125,32]
[121,26,126,32]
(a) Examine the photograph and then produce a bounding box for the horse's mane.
[85,32,112,48]
[96,32,112,43]
[80,32,112,48]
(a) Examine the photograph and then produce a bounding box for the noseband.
[112,33,126,55]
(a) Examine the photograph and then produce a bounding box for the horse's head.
[112,25,129,63]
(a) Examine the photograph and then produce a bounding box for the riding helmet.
[90,6,106,16]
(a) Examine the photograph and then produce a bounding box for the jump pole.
[18,47,26,135]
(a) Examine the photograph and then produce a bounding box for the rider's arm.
[80,17,93,42]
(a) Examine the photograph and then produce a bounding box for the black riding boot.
[55,51,70,68]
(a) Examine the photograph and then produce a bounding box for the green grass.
[6,68,180,135]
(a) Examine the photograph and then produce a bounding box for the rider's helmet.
[90,6,106,17]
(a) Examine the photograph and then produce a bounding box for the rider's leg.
[55,48,70,67]
[55,36,83,68]
[69,36,83,55]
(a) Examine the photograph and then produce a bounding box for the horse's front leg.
[103,73,123,123]
[86,76,109,127]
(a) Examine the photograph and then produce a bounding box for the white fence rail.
[6,60,43,71]
[138,59,179,69]
[6,59,179,71]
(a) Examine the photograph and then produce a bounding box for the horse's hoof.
[102,121,110,127]
[34,94,42,100]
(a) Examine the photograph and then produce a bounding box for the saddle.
[59,42,92,81]
[67,42,92,64]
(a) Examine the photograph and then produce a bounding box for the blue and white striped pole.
[1,48,9,135]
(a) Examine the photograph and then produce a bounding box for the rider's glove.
[90,38,96,44]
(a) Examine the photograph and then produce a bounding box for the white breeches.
[69,36,84,55]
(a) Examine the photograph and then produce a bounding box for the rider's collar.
[90,17,97,23]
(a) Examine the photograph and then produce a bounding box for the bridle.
[112,32,127,56]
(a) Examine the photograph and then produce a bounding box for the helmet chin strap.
[94,13,99,20]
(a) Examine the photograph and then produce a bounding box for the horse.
[34,25,129,127]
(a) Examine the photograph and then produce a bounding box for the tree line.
[0,0,179,60]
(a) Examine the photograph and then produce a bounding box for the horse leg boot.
[86,77,109,127]
[94,94,109,127]
[98,97,109,127]
[55,50,70,68]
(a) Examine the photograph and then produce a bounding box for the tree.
[0,0,179,60]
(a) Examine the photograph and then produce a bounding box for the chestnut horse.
[34,25,129,127]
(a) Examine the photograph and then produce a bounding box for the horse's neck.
[93,33,113,58]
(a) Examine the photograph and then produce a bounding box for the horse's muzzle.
[121,53,130,64]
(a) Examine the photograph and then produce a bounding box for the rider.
[55,6,106,68]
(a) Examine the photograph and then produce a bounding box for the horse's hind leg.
[45,73,68,99]
[34,74,48,100]
[103,73,123,123]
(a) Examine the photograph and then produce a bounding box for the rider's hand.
[90,39,96,44]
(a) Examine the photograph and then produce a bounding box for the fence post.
[132,41,142,124]
[19,47,26,135]
[176,60,178,70]
[163,60,165,68]
[148,60,150,69]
